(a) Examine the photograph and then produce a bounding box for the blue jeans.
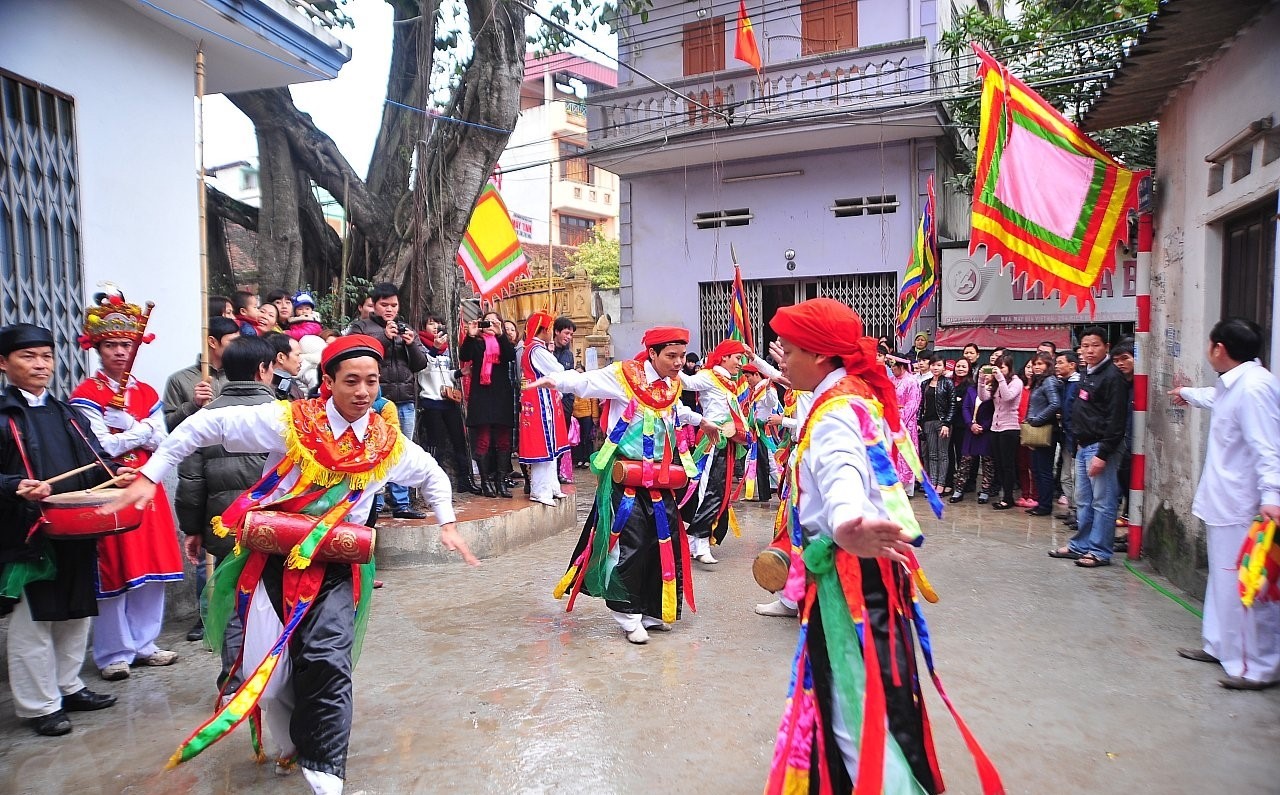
[1069,443,1121,560]
[387,401,417,510]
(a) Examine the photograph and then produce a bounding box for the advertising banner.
[940,244,1136,325]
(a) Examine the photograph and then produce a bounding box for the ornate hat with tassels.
[79,283,155,350]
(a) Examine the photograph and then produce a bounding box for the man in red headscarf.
[518,312,571,506]
[528,326,720,644]
[763,299,1001,795]
[105,334,477,795]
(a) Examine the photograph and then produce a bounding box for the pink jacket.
[285,319,323,340]
[979,371,1023,432]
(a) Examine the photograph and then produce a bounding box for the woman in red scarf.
[459,311,517,497]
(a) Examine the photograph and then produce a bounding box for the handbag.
[1019,421,1053,448]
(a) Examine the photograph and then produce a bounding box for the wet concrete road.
[2,490,1278,794]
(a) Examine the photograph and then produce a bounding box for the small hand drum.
[40,489,143,539]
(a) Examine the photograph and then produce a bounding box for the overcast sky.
[203,0,616,174]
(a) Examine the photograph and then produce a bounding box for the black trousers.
[682,448,731,543]
[806,559,938,794]
[990,429,1020,503]
[260,560,356,779]
[418,404,470,477]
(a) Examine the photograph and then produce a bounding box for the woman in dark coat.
[949,372,995,503]
[459,310,517,497]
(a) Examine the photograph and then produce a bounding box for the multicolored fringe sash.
[766,376,1003,794]
[167,399,401,768]
[742,378,782,501]
[553,361,697,622]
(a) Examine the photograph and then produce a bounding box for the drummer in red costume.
[518,311,570,506]
[70,288,183,681]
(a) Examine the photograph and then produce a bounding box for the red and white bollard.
[1128,210,1153,560]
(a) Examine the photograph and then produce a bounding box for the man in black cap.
[0,323,129,736]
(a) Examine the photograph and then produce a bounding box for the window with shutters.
[683,18,726,77]
[559,141,595,185]
[0,69,87,393]
[1221,196,1276,360]
[559,214,596,247]
[801,0,858,56]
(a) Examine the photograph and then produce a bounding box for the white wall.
[1143,6,1280,590]
[1,0,202,390]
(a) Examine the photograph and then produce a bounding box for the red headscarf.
[705,338,748,368]
[634,326,690,362]
[524,311,554,345]
[769,298,902,433]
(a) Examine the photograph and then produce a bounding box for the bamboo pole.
[196,44,210,382]
[339,173,350,321]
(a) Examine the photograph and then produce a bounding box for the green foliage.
[938,0,1159,191]
[569,228,619,289]
[309,275,375,330]
[294,0,355,30]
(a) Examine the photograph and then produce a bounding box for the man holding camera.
[346,283,429,519]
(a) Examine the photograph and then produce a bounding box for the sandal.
[1075,554,1112,568]
[1048,547,1083,559]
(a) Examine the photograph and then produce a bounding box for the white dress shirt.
[548,360,702,431]
[1179,360,1280,525]
[678,365,736,424]
[529,341,564,378]
[70,374,167,458]
[139,399,455,525]
[795,368,889,541]
[779,391,814,432]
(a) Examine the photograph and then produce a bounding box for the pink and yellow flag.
[457,183,530,302]
[970,44,1143,314]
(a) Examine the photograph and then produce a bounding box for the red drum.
[239,511,375,564]
[611,459,689,491]
[40,490,143,539]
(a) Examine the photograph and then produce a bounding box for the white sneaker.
[139,649,178,666]
[302,767,344,795]
[100,662,130,681]
[626,626,649,644]
[754,599,798,618]
[642,619,673,632]
[552,491,567,499]
[531,495,557,507]
[696,552,718,565]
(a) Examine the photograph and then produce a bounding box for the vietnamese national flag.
[735,0,763,71]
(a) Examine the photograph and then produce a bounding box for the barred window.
[0,70,87,392]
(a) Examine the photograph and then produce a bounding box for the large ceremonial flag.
[727,253,753,407]
[734,0,763,71]
[895,175,939,338]
[970,43,1142,313]
[457,182,530,303]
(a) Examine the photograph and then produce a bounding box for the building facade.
[1084,0,1280,593]
[587,0,975,356]
[498,54,621,251]
[0,0,349,392]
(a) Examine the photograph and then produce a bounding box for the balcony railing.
[591,39,932,144]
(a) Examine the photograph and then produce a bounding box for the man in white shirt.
[105,335,477,793]
[1170,318,1280,690]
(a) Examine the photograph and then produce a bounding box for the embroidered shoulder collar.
[619,360,681,411]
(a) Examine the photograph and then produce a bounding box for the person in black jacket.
[1049,327,1128,568]
[346,283,429,518]
[0,324,124,736]
[175,336,276,692]
[460,310,517,497]
[917,353,955,491]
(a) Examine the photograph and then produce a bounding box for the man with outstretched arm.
[103,335,476,795]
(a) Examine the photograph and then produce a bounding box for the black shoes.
[29,710,72,736]
[1027,507,1052,516]
[392,508,427,520]
[948,492,965,504]
[186,620,205,642]
[62,688,117,712]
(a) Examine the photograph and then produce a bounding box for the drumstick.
[87,473,131,493]
[41,463,98,487]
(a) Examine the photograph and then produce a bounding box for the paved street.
[2,488,1278,794]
